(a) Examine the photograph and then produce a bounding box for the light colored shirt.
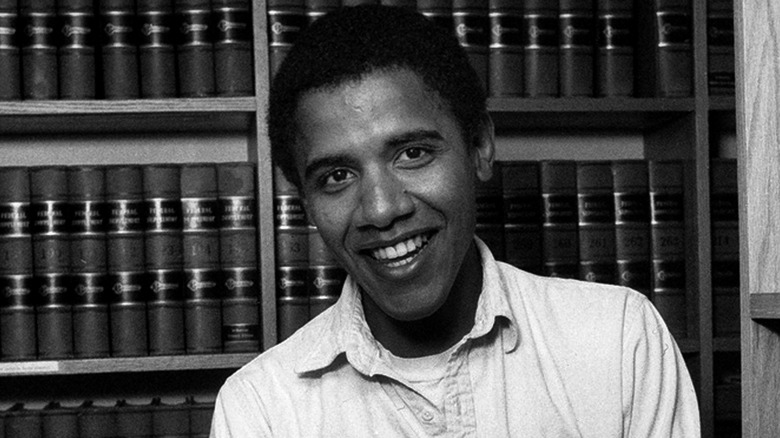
[211,239,700,437]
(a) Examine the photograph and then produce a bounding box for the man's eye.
[323,169,354,187]
[398,147,428,162]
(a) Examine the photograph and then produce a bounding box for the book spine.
[273,166,309,341]
[20,0,58,99]
[175,0,215,97]
[416,0,453,33]
[341,0,379,5]
[217,162,260,353]
[57,0,96,99]
[151,398,190,438]
[523,0,558,97]
[501,161,542,274]
[475,161,505,260]
[115,400,153,438]
[710,158,739,337]
[576,161,616,284]
[595,0,634,97]
[31,166,73,359]
[69,166,111,359]
[559,0,594,97]
[648,159,687,338]
[540,160,578,279]
[267,0,306,78]
[453,0,489,89]
[0,0,22,100]
[106,165,149,357]
[0,167,36,361]
[212,0,253,96]
[138,0,177,98]
[4,405,42,438]
[308,226,344,318]
[488,0,523,97]
[41,402,78,438]
[77,401,117,437]
[635,0,692,97]
[143,164,186,356]
[707,0,734,95]
[99,0,140,99]
[187,396,215,438]
[380,0,416,8]
[612,159,651,296]
[181,164,223,354]
[304,0,338,24]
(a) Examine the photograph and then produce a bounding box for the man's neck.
[361,241,484,358]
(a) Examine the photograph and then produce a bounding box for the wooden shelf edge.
[749,294,780,319]
[0,352,259,377]
[487,97,696,113]
[0,97,258,116]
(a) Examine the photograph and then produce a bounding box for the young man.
[211,5,700,436]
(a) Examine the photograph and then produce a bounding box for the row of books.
[268,0,735,98]
[1,397,213,438]
[0,0,254,101]
[0,162,260,361]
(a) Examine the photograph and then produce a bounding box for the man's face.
[293,69,493,322]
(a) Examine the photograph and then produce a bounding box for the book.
[380,0,416,8]
[151,397,190,438]
[707,0,735,95]
[69,166,111,359]
[308,226,344,318]
[217,162,260,353]
[305,0,339,24]
[0,167,36,361]
[453,0,490,89]
[213,0,254,96]
[78,401,117,437]
[595,0,634,97]
[57,0,96,99]
[635,0,693,97]
[540,160,578,279]
[416,0,453,33]
[523,0,558,97]
[115,399,153,438]
[0,0,22,100]
[648,159,687,339]
[41,402,78,438]
[576,161,616,284]
[143,164,186,356]
[710,158,739,337]
[4,404,42,438]
[341,0,379,5]
[612,160,651,297]
[267,0,306,79]
[475,161,505,260]
[175,0,216,97]
[273,166,309,341]
[99,0,140,99]
[559,0,595,97]
[501,161,542,275]
[181,163,223,354]
[31,166,73,359]
[137,0,177,98]
[106,165,149,357]
[488,0,523,97]
[20,0,58,100]
[187,396,215,438]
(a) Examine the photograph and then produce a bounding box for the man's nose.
[354,170,414,229]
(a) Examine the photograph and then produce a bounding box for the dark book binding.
[501,161,542,274]
[78,401,118,437]
[31,166,73,359]
[267,0,306,79]
[217,162,260,352]
[115,399,153,438]
[380,0,416,8]
[0,0,22,100]
[151,398,190,438]
[453,0,489,88]
[106,165,149,357]
[4,404,42,438]
[540,160,579,279]
[576,161,616,284]
[488,0,523,97]
[137,0,177,98]
[20,0,58,100]
[710,158,739,336]
[175,0,215,97]
[475,161,505,260]
[57,0,97,99]
[213,0,253,96]
[187,396,215,438]
[305,0,338,24]
[559,0,594,97]
[416,0,453,33]
[0,167,36,361]
[612,160,651,296]
[41,402,78,438]
[635,0,693,97]
[143,164,186,356]
[648,159,687,338]
[99,0,141,99]
[707,0,734,95]
[308,227,343,318]
[595,0,634,97]
[523,0,558,97]
[69,166,111,358]
[181,164,223,354]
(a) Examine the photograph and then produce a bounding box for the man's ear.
[472,113,496,183]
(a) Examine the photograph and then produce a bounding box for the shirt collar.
[294,237,520,376]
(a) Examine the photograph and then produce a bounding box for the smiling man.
[211,5,700,437]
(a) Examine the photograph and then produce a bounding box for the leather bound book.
[99,0,141,99]
[612,160,651,297]
[267,0,306,79]
[488,0,523,97]
[213,0,253,96]
[137,0,177,97]
[20,0,58,99]
[0,0,22,100]
[175,0,216,97]
[559,0,595,97]
[453,0,490,89]
[576,161,616,284]
[57,0,97,99]
[416,0,453,33]
[595,0,634,97]
[540,160,579,279]
[707,0,735,95]
[523,0,558,97]
[305,0,338,24]
[501,161,543,275]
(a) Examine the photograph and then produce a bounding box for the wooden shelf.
[0,353,258,377]
[749,294,780,319]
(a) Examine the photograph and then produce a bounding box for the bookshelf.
[0,0,737,436]
[736,0,780,437]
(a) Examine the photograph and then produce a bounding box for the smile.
[370,233,431,268]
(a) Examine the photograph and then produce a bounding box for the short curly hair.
[268,4,488,189]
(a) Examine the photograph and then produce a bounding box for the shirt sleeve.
[210,375,274,438]
[621,297,701,437]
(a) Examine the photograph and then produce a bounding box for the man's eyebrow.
[385,129,445,148]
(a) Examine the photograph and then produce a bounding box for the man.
[211,5,700,436]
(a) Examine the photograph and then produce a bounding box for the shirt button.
[421,411,434,422]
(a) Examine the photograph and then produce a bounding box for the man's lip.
[356,229,437,253]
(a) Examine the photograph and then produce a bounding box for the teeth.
[371,234,429,262]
